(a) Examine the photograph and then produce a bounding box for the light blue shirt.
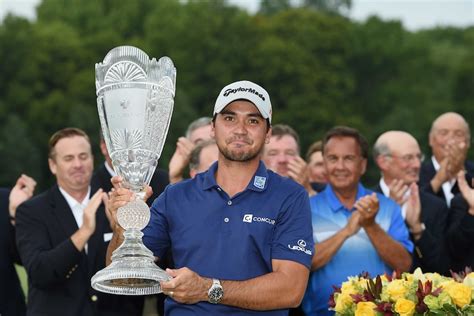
[302,183,413,316]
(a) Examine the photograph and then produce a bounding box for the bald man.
[373,131,450,274]
[420,112,474,206]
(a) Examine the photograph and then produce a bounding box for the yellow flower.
[424,272,442,283]
[341,281,358,295]
[412,268,424,282]
[394,298,416,316]
[447,283,472,308]
[334,292,354,313]
[385,279,408,301]
[463,272,474,289]
[440,280,456,292]
[358,279,369,290]
[424,292,452,311]
[404,274,414,283]
[354,301,377,316]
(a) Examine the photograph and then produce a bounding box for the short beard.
[219,145,263,162]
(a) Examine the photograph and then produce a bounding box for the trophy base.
[91,229,170,295]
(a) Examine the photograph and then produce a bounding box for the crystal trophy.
[91,46,176,295]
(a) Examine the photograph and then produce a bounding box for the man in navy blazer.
[0,174,36,316]
[373,131,450,275]
[16,128,141,316]
[445,172,474,272]
[419,112,473,206]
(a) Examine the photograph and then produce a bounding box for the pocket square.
[103,232,113,242]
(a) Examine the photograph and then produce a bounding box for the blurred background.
[0,0,473,190]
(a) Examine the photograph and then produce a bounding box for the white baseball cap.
[213,80,272,123]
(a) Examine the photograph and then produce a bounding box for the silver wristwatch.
[207,278,224,304]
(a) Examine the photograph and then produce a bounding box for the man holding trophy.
[106,79,314,315]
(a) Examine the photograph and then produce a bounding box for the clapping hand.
[168,137,196,184]
[457,170,474,216]
[354,193,379,227]
[388,179,409,205]
[9,174,36,221]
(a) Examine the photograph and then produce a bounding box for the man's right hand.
[388,179,409,205]
[447,141,467,177]
[344,211,361,237]
[9,174,37,220]
[431,157,451,193]
[432,141,467,191]
[287,156,317,196]
[168,137,196,184]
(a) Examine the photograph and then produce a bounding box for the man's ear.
[100,140,108,156]
[265,127,272,144]
[360,158,368,175]
[48,158,57,175]
[210,121,216,139]
[375,155,390,172]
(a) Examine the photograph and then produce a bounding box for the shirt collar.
[379,178,390,197]
[379,177,411,198]
[201,160,269,192]
[431,156,441,171]
[104,161,116,177]
[59,186,91,210]
[325,182,368,212]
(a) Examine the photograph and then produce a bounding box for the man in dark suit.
[446,171,474,272]
[419,112,473,206]
[16,128,142,316]
[1,174,36,316]
[373,131,450,274]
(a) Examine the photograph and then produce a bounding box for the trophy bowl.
[91,46,176,295]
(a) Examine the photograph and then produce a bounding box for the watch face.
[209,286,224,304]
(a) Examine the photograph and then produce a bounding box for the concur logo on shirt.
[288,239,312,255]
[243,214,275,225]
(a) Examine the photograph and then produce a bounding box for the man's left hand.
[354,193,379,227]
[161,267,210,304]
[405,183,422,233]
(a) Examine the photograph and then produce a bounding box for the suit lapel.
[85,185,109,276]
[50,185,80,238]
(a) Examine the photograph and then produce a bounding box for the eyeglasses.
[386,153,425,163]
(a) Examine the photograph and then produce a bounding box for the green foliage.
[259,0,292,15]
[0,0,472,189]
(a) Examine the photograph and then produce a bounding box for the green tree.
[259,0,292,15]
[303,0,351,14]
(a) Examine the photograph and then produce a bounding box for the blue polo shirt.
[144,161,314,315]
[301,183,413,316]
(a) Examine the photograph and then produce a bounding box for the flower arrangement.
[329,268,474,315]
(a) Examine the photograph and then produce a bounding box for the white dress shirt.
[379,178,409,219]
[58,186,91,253]
[431,156,455,206]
